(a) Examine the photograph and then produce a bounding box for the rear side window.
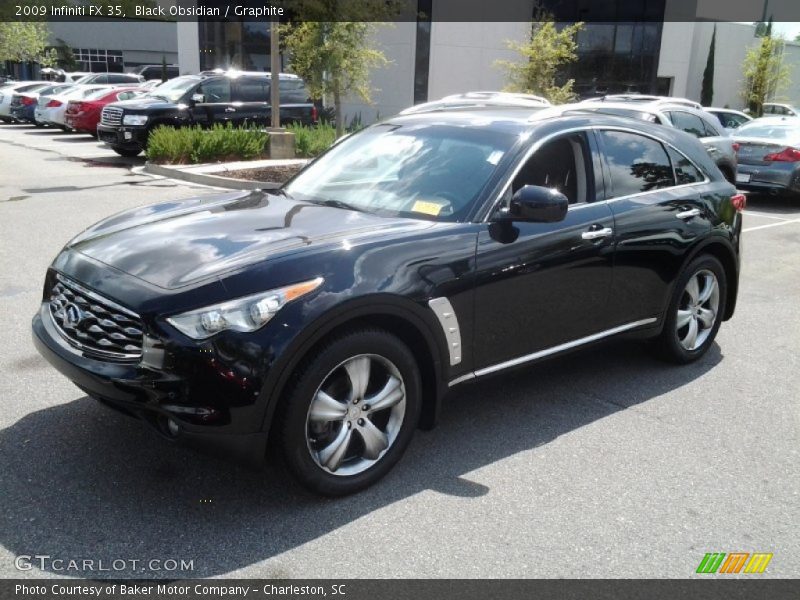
[667,147,704,184]
[237,77,269,102]
[116,91,137,101]
[279,79,310,103]
[599,130,674,198]
[700,115,721,137]
[667,111,706,138]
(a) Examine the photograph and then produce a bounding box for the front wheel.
[277,329,422,496]
[655,254,727,363]
[111,146,142,157]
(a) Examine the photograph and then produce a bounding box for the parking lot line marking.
[743,211,796,221]
[743,219,800,233]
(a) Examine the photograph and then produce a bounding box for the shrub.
[286,122,337,158]
[146,124,269,164]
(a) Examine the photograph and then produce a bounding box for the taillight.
[731,193,746,212]
[46,99,62,107]
[763,147,800,162]
[732,142,740,153]
[311,105,318,123]
[21,96,35,106]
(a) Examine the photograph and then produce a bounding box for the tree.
[53,38,78,71]
[495,19,584,105]
[701,25,716,106]
[742,32,790,116]
[0,22,52,64]
[281,0,401,137]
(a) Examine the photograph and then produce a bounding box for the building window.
[73,48,124,73]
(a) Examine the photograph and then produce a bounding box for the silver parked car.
[562,101,738,183]
[733,117,800,197]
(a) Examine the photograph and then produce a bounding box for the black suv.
[34,110,743,495]
[97,72,317,157]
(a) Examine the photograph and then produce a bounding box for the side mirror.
[191,93,205,104]
[504,185,568,223]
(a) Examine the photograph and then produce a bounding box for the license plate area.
[735,172,751,183]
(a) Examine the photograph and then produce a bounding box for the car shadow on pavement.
[744,193,800,215]
[0,340,722,578]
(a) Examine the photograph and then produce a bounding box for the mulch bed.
[221,164,304,183]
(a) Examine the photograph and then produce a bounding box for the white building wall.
[340,22,417,125]
[426,21,528,100]
[176,21,201,75]
[49,21,177,67]
[779,42,800,106]
[658,21,762,109]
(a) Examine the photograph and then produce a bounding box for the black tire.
[111,146,142,157]
[275,328,422,496]
[655,254,727,364]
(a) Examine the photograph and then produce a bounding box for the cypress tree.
[701,26,716,106]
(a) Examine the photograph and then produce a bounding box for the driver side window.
[197,79,231,104]
[511,132,593,205]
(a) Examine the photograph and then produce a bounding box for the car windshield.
[145,76,200,102]
[284,122,518,221]
[736,122,800,139]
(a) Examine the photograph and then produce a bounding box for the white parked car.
[400,91,551,115]
[35,85,113,129]
[0,81,50,121]
[582,94,703,110]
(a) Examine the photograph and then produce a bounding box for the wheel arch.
[260,297,448,441]
[682,236,739,320]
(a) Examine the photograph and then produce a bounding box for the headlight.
[122,114,148,126]
[166,278,323,340]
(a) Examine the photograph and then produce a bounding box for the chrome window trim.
[479,124,710,223]
[448,317,657,387]
[56,273,140,318]
[427,297,463,366]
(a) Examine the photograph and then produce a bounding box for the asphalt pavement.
[0,123,798,579]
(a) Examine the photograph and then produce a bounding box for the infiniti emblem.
[63,303,83,328]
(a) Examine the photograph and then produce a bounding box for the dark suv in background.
[97,71,318,157]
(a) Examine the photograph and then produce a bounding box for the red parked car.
[64,87,142,136]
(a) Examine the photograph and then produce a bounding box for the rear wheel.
[655,254,727,363]
[276,329,421,496]
[111,146,142,157]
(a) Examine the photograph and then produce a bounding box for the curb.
[143,159,309,190]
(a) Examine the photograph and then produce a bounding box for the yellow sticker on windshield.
[411,200,443,216]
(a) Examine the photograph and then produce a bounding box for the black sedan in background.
[33,110,744,495]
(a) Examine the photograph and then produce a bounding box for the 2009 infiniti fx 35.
[33,109,744,495]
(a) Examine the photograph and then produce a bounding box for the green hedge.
[146,124,270,164]
[286,122,337,158]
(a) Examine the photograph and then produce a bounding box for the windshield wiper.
[313,199,368,213]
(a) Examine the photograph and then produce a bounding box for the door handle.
[224,107,236,113]
[676,208,701,220]
[581,226,613,240]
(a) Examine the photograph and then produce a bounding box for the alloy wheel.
[305,354,407,476]
[676,269,720,351]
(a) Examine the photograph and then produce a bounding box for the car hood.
[65,190,433,289]
[110,96,176,111]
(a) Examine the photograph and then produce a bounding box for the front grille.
[101,106,123,126]
[49,275,143,361]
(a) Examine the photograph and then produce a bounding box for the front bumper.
[97,123,147,149]
[32,303,268,466]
